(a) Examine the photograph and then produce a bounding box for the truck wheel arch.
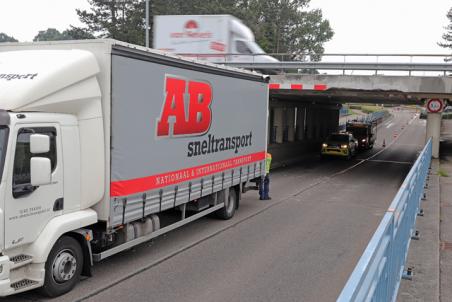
[66,231,93,277]
[24,209,97,264]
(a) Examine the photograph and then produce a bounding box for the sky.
[309,0,451,54]
[0,0,450,55]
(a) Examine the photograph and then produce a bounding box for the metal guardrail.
[221,62,452,74]
[337,138,432,302]
[176,53,452,75]
[177,53,451,61]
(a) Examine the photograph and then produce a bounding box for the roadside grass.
[348,104,386,114]
[438,168,449,177]
[360,105,385,114]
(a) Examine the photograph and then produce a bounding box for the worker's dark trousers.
[259,174,270,199]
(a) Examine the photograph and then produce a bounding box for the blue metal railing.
[337,138,432,302]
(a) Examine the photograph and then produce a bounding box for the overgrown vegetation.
[0,32,18,42]
[438,168,450,177]
[348,104,385,114]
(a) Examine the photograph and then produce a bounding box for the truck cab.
[228,18,279,64]
[0,47,103,296]
[346,121,376,150]
[153,14,278,64]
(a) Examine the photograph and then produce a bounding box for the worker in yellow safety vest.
[259,152,272,200]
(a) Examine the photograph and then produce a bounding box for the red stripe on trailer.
[314,84,327,91]
[110,151,266,197]
[291,84,303,90]
[269,83,280,90]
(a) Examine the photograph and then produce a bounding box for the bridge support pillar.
[426,112,441,158]
[332,109,340,133]
[296,107,305,141]
[273,107,284,144]
[287,107,296,142]
[306,107,314,140]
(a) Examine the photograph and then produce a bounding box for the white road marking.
[367,159,412,165]
[386,122,394,129]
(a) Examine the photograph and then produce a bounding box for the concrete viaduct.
[266,73,452,159]
[222,59,452,160]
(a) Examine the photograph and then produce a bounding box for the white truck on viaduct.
[0,39,268,297]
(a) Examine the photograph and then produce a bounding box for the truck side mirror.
[30,157,51,186]
[30,134,50,154]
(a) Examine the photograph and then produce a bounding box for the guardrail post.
[402,267,414,280]
[411,230,420,240]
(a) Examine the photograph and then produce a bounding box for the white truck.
[0,39,268,297]
[153,14,278,64]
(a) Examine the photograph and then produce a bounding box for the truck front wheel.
[42,236,83,297]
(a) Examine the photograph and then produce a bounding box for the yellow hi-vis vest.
[265,153,272,175]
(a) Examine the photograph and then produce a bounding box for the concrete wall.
[270,74,452,98]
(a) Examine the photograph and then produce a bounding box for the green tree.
[0,32,18,42]
[75,0,333,59]
[76,0,147,45]
[237,0,333,59]
[439,8,452,50]
[33,28,65,41]
[62,26,95,40]
[33,27,95,42]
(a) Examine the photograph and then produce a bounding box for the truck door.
[4,124,64,250]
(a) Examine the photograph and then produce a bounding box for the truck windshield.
[347,127,367,136]
[246,41,266,54]
[0,127,9,183]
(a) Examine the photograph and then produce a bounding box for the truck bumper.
[0,255,13,296]
[0,255,44,296]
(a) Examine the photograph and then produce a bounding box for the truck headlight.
[322,143,328,148]
[341,144,348,149]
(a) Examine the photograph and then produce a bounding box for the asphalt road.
[8,108,425,302]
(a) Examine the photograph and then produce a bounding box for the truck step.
[11,279,39,291]
[10,254,33,270]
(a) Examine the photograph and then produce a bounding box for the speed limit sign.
[426,99,444,113]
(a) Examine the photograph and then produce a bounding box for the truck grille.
[10,254,32,264]
[11,279,38,291]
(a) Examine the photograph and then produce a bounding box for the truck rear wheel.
[41,236,83,297]
[216,188,237,220]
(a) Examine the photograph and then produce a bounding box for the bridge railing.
[176,53,452,75]
[336,138,432,302]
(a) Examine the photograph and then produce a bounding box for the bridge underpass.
[265,73,452,163]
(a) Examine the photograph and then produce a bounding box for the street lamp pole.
[145,0,149,48]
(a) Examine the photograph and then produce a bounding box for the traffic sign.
[426,98,444,113]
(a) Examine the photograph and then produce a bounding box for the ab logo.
[157,76,212,137]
